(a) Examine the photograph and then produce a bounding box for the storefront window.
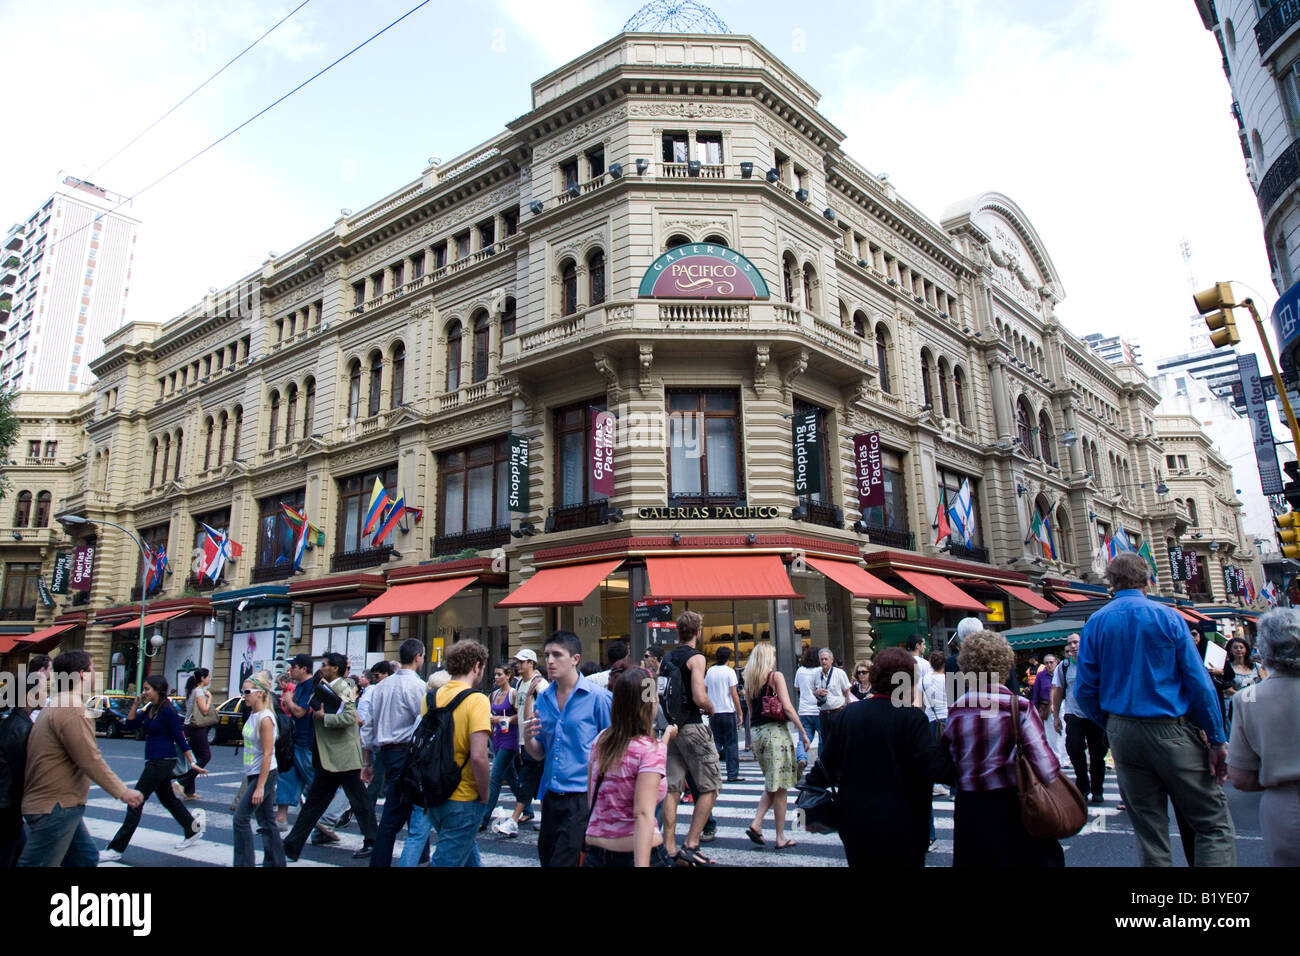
[556,570,633,669]
[868,599,927,652]
[310,600,380,680]
[789,570,850,666]
[666,598,775,673]
[424,585,510,668]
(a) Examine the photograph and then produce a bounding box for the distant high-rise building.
[0,177,140,392]
[1155,346,1249,415]
[1081,332,1141,366]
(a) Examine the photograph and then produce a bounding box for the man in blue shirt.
[275,654,317,828]
[1076,552,1235,866]
[523,630,612,867]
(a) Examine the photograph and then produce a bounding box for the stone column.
[988,354,1012,439]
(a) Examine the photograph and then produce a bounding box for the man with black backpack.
[405,638,491,867]
[659,610,723,866]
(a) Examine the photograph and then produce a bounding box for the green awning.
[1000,619,1087,650]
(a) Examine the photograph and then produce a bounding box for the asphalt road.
[84,734,1267,867]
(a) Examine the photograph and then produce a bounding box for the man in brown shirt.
[18,650,142,867]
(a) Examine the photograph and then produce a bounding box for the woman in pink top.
[584,666,676,867]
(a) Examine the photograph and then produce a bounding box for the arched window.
[560,260,578,316]
[231,407,243,460]
[937,359,951,418]
[875,323,892,394]
[150,439,160,486]
[1038,410,1055,463]
[390,346,405,408]
[703,234,727,246]
[920,350,933,408]
[953,366,967,426]
[34,491,51,528]
[173,429,183,480]
[1055,510,1073,564]
[303,378,316,435]
[472,313,490,383]
[267,392,280,450]
[217,415,228,467]
[783,254,796,304]
[666,234,690,249]
[445,323,462,391]
[588,249,605,306]
[203,417,214,471]
[161,435,172,483]
[1016,398,1033,449]
[13,491,31,527]
[1186,498,1200,525]
[348,359,362,416]
[803,264,816,311]
[852,310,867,339]
[368,352,383,416]
[286,385,298,442]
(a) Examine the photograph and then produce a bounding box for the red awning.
[1052,592,1091,603]
[0,622,78,654]
[110,610,188,632]
[1180,607,1214,624]
[893,570,987,612]
[351,576,478,619]
[804,557,910,600]
[995,584,1059,614]
[645,555,803,601]
[496,559,624,608]
[1174,608,1200,625]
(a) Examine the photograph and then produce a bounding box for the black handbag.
[794,758,840,834]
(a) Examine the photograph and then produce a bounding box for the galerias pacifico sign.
[637,244,770,299]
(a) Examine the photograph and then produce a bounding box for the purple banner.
[854,432,885,513]
[71,543,95,592]
[591,410,615,498]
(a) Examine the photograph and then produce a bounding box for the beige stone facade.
[0,33,1237,693]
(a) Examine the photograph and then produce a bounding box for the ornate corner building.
[0,31,1262,695]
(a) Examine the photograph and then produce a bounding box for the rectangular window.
[411,253,425,279]
[793,399,833,508]
[862,450,907,531]
[255,488,307,571]
[666,389,743,503]
[137,524,170,592]
[191,509,231,585]
[43,440,56,459]
[337,465,398,554]
[503,210,518,237]
[694,133,723,165]
[391,262,404,289]
[937,467,982,546]
[27,440,40,458]
[586,146,605,179]
[433,243,447,269]
[352,281,366,308]
[662,133,688,164]
[455,233,471,260]
[370,272,384,297]
[2,562,40,616]
[554,401,607,509]
[478,219,495,250]
[438,438,510,541]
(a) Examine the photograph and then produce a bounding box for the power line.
[46,0,435,258]
[86,0,315,180]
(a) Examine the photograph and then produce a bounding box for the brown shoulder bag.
[1008,693,1087,840]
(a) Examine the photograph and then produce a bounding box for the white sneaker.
[99,848,123,862]
[932,785,949,797]
[490,806,509,821]
[175,831,204,851]
[494,818,519,837]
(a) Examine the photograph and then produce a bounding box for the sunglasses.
[855,671,868,677]
[241,688,255,695]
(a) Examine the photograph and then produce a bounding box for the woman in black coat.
[821,647,954,868]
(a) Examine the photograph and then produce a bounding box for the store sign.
[853,432,884,511]
[1168,545,1185,582]
[591,410,615,497]
[637,505,781,520]
[507,434,530,513]
[869,603,909,621]
[984,600,1006,623]
[634,598,674,624]
[637,244,770,299]
[70,544,95,592]
[1237,353,1283,495]
[51,551,72,594]
[1271,277,1300,356]
[792,409,821,496]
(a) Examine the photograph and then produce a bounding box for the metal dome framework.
[623,1,730,33]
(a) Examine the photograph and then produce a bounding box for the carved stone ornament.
[753,344,771,395]
[553,226,609,266]
[781,348,809,397]
[639,343,655,396]
[933,437,982,468]
[136,504,172,525]
[329,437,400,469]
[849,408,909,440]
[252,464,308,491]
[429,406,512,441]
[628,102,750,121]
[592,349,620,391]
[534,106,630,162]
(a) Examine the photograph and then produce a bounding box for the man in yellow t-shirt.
[423,639,491,867]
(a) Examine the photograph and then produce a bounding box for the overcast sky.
[0,0,1274,373]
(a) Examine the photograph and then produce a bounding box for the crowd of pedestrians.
[1,549,1294,869]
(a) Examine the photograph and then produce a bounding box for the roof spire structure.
[623,1,730,33]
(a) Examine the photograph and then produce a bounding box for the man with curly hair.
[1076,552,1234,867]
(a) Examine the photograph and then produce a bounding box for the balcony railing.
[0,606,36,621]
[546,501,606,533]
[1257,137,1300,214]
[802,501,843,530]
[948,542,990,564]
[185,574,219,592]
[330,546,396,573]
[860,524,915,551]
[1256,0,1300,56]
[251,564,295,583]
[659,162,727,179]
[432,525,510,557]
[71,591,90,606]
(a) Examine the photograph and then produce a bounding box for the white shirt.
[359,668,425,752]
[795,666,821,716]
[921,671,947,722]
[590,670,610,688]
[819,667,852,710]
[704,665,738,714]
[1051,656,1082,720]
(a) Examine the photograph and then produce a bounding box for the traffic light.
[1275,511,1300,559]
[1193,281,1241,348]
[1286,461,1300,512]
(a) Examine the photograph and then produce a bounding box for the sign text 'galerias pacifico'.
[591,409,615,498]
[637,244,771,299]
[636,505,781,520]
[71,543,95,592]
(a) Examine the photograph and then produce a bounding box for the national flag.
[1030,511,1052,560]
[1247,577,1257,604]
[933,488,952,545]
[372,495,405,547]
[280,504,324,570]
[1112,527,1134,554]
[143,546,168,593]
[1137,541,1158,585]
[1103,534,1115,561]
[947,479,974,547]
[1042,509,1057,560]
[200,524,242,582]
[361,478,389,537]
[405,505,423,524]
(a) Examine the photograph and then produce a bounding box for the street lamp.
[58,514,158,693]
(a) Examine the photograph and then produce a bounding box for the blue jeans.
[398,806,433,867]
[18,803,99,867]
[371,746,415,867]
[797,715,820,764]
[233,770,285,867]
[277,742,314,807]
[428,798,484,867]
[710,713,739,779]
[482,747,521,826]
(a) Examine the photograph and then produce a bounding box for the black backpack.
[660,650,693,724]
[269,696,296,775]
[399,689,474,809]
[0,707,34,810]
